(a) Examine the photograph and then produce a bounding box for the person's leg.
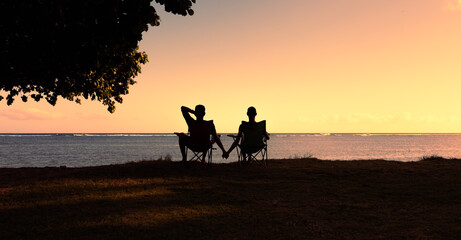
[240,146,248,162]
[201,150,207,163]
[242,152,248,162]
[177,133,188,162]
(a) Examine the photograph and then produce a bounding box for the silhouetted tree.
[0,0,195,112]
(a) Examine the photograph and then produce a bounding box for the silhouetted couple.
[176,105,269,163]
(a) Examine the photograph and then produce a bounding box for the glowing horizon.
[1,0,461,133]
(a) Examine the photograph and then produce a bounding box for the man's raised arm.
[181,106,194,123]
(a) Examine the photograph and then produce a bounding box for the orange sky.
[1,0,461,133]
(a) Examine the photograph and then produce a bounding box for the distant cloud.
[75,112,108,120]
[446,0,461,10]
[0,108,64,120]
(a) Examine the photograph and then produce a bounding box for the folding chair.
[175,132,219,165]
[228,120,268,167]
[185,144,213,164]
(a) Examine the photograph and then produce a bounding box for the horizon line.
[1,132,461,135]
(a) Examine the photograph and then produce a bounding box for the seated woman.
[176,105,225,163]
[225,107,270,160]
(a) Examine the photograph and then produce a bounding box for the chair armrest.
[263,136,269,143]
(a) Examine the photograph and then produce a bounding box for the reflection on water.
[0,133,460,168]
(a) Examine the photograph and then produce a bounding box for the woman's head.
[247,106,257,117]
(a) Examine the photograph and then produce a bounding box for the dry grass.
[1,158,461,239]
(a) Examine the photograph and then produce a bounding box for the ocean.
[0,133,460,168]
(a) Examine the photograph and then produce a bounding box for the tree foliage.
[0,0,195,112]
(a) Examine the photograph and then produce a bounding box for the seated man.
[176,105,226,163]
[225,106,270,160]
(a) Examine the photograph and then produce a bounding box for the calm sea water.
[0,133,460,168]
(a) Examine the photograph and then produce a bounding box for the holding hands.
[222,150,229,159]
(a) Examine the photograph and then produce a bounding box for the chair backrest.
[188,120,214,148]
[240,120,266,149]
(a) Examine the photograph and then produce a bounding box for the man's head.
[195,105,206,118]
[247,106,257,117]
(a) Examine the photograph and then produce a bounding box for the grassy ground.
[1,158,460,240]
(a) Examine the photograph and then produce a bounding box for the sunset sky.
[1,0,461,133]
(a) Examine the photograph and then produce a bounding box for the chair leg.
[246,149,268,168]
[185,147,188,162]
[237,147,243,167]
[201,151,206,163]
[263,147,267,167]
[188,149,202,162]
[185,148,213,165]
[208,147,213,166]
